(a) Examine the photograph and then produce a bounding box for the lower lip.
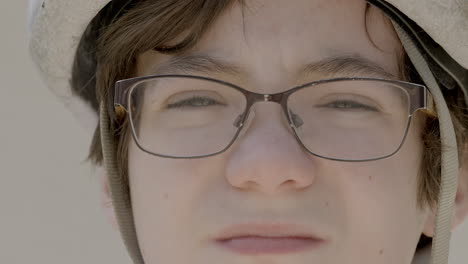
[216,236,323,255]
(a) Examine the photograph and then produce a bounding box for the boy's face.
[125,0,431,263]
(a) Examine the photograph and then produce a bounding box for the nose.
[224,103,317,195]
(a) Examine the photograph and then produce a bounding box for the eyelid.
[318,99,380,112]
[318,93,383,109]
[166,90,224,103]
[166,96,225,109]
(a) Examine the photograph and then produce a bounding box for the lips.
[214,223,326,255]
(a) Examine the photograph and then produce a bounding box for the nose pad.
[289,111,304,128]
[233,114,244,128]
[233,110,256,139]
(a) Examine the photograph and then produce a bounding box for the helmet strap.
[393,21,459,264]
[99,102,145,264]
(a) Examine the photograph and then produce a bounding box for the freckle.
[369,175,373,181]
[325,201,329,207]
[379,249,384,255]
[163,193,169,199]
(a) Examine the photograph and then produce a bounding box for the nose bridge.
[248,90,286,106]
[238,90,290,131]
[239,99,292,139]
[225,101,316,195]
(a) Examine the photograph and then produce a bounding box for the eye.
[320,100,379,112]
[166,96,226,109]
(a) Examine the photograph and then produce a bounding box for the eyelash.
[166,96,224,109]
[166,96,378,114]
[320,100,378,111]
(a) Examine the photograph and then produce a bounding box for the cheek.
[340,118,425,259]
[128,139,206,215]
[127,140,223,258]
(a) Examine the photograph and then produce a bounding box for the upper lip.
[214,222,325,241]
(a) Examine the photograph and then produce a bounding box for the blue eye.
[167,96,224,109]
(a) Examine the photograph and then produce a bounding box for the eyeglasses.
[111,74,436,161]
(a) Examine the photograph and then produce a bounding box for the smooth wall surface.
[0,1,466,264]
[0,1,130,264]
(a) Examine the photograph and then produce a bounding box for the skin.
[100,0,468,263]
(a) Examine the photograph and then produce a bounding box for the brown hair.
[71,0,468,251]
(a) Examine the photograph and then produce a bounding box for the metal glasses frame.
[111,74,436,161]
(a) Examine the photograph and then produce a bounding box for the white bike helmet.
[28,1,468,264]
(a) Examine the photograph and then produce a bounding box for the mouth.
[214,223,326,255]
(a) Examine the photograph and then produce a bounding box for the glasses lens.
[288,79,411,160]
[128,76,246,157]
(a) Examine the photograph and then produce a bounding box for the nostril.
[284,179,296,185]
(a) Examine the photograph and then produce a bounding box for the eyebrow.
[300,55,398,80]
[150,52,398,80]
[151,53,244,76]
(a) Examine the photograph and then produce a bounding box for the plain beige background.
[0,1,130,263]
[0,1,466,264]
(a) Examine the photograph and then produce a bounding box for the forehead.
[138,0,402,89]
